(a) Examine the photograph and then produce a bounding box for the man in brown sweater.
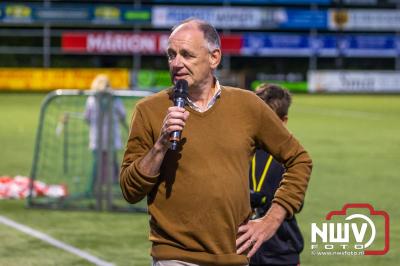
[120,18,312,266]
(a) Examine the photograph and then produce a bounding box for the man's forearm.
[119,140,168,204]
[137,141,169,176]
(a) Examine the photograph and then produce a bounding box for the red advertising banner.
[221,35,243,54]
[62,32,242,55]
[62,32,166,54]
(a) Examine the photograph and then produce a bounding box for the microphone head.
[174,79,188,99]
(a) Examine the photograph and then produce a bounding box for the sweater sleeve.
[120,105,159,204]
[253,98,313,217]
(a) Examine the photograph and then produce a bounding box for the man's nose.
[170,55,183,68]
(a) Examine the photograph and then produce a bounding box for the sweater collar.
[186,79,222,113]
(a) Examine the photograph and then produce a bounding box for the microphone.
[170,79,188,151]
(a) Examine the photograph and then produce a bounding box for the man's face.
[167,24,216,88]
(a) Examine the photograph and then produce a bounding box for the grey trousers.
[152,259,249,266]
[152,260,200,266]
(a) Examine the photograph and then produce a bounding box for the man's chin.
[173,76,189,84]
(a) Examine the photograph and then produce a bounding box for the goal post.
[28,89,152,212]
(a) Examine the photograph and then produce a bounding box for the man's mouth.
[174,73,187,78]
[173,73,188,82]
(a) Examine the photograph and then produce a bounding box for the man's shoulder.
[136,88,172,110]
[221,85,250,94]
[221,85,259,100]
[221,85,263,106]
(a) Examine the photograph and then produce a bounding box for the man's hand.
[156,106,190,150]
[236,203,287,258]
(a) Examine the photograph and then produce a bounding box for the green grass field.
[0,92,399,266]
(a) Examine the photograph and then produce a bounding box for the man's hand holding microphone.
[137,79,189,176]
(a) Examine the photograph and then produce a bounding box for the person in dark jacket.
[250,83,304,266]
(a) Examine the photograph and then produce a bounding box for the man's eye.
[181,51,192,58]
[167,53,176,60]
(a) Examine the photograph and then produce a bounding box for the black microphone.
[170,79,188,151]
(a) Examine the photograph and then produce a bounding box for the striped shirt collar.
[186,80,222,113]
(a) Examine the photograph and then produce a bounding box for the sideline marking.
[0,215,114,266]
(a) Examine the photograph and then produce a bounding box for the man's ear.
[282,115,289,125]
[209,49,222,70]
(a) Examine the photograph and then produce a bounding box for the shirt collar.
[186,80,222,113]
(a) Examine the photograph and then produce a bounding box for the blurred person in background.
[84,74,127,194]
[250,84,303,266]
[120,18,312,266]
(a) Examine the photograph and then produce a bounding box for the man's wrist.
[261,203,287,229]
[154,139,170,154]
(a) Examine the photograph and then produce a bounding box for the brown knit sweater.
[120,86,312,266]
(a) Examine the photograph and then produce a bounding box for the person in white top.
[84,74,127,194]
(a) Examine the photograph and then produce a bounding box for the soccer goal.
[27,89,152,212]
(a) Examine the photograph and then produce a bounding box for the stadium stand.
[1,0,400,92]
